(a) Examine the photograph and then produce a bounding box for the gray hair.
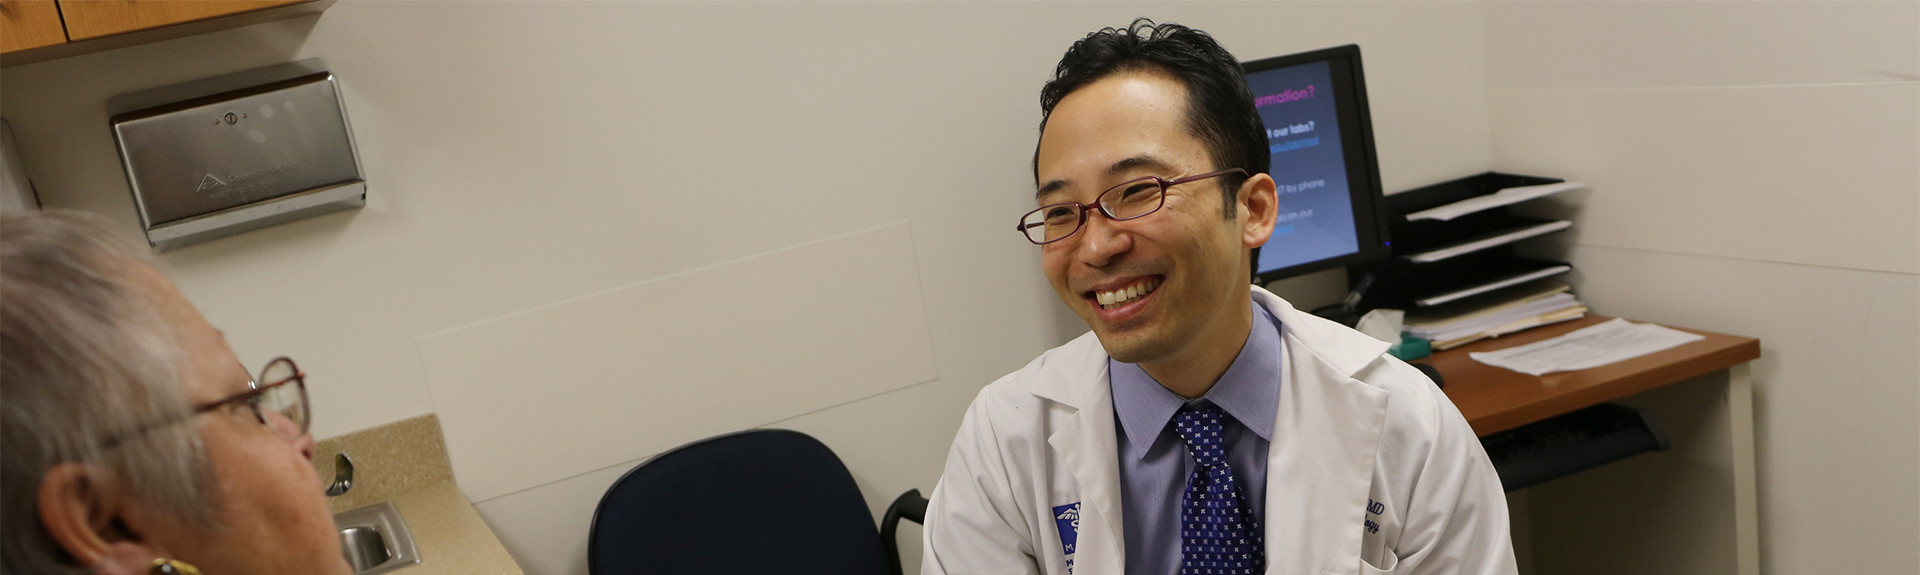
[1,210,213,575]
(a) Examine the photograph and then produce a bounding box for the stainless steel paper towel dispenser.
[109,59,365,251]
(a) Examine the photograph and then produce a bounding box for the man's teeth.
[1096,278,1161,309]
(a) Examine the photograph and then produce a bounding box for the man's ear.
[1238,172,1279,249]
[38,463,161,572]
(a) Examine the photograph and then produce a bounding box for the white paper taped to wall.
[417,221,938,502]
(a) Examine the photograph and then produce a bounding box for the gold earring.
[149,558,203,575]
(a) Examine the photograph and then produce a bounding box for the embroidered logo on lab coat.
[1053,502,1081,574]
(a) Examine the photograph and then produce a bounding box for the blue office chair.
[588,429,928,575]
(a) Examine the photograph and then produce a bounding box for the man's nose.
[1076,214,1132,267]
[265,408,302,436]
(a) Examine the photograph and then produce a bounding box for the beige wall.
[1483,2,1920,574]
[26,3,1910,574]
[0,2,1492,573]
[9,2,1915,574]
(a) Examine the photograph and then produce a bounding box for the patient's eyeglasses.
[100,357,310,450]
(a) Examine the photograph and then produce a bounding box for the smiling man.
[922,20,1515,575]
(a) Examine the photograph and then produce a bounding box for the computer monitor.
[1242,44,1391,284]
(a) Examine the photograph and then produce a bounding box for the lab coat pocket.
[1359,550,1398,575]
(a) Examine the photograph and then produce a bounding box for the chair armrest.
[881,488,929,575]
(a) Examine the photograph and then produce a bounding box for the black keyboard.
[1480,403,1668,492]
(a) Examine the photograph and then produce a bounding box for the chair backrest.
[588,429,891,575]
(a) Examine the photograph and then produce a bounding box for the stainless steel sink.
[333,501,421,575]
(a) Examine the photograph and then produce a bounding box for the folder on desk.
[1405,280,1589,350]
[1430,306,1588,350]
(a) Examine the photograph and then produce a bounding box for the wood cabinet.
[58,0,307,41]
[1,0,69,53]
[1,0,330,66]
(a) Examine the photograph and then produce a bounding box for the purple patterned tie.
[1173,404,1264,575]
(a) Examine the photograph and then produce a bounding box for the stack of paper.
[1469,318,1705,375]
[1403,280,1588,350]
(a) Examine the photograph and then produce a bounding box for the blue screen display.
[1244,60,1361,275]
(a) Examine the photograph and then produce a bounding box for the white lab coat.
[923,287,1516,575]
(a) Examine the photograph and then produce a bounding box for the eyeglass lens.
[256,358,309,439]
[1021,179,1167,244]
[1101,179,1166,219]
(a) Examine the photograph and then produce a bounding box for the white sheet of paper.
[1415,264,1572,307]
[1468,318,1705,376]
[1405,181,1586,222]
[1406,220,1572,263]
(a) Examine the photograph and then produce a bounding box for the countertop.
[374,482,522,575]
[317,414,522,575]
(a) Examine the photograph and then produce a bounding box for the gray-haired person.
[2,210,349,575]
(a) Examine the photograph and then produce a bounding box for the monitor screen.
[1242,45,1390,283]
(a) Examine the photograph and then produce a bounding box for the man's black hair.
[1035,18,1269,218]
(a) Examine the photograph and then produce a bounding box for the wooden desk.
[1425,315,1762,575]
[1431,315,1760,436]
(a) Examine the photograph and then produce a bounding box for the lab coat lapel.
[1255,288,1391,575]
[1033,333,1127,575]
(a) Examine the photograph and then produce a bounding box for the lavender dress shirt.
[1109,299,1283,575]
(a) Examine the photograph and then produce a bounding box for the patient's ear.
[37,463,166,575]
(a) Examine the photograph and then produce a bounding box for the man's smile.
[1087,275,1163,310]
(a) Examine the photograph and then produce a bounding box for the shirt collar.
[1110,299,1283,461]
